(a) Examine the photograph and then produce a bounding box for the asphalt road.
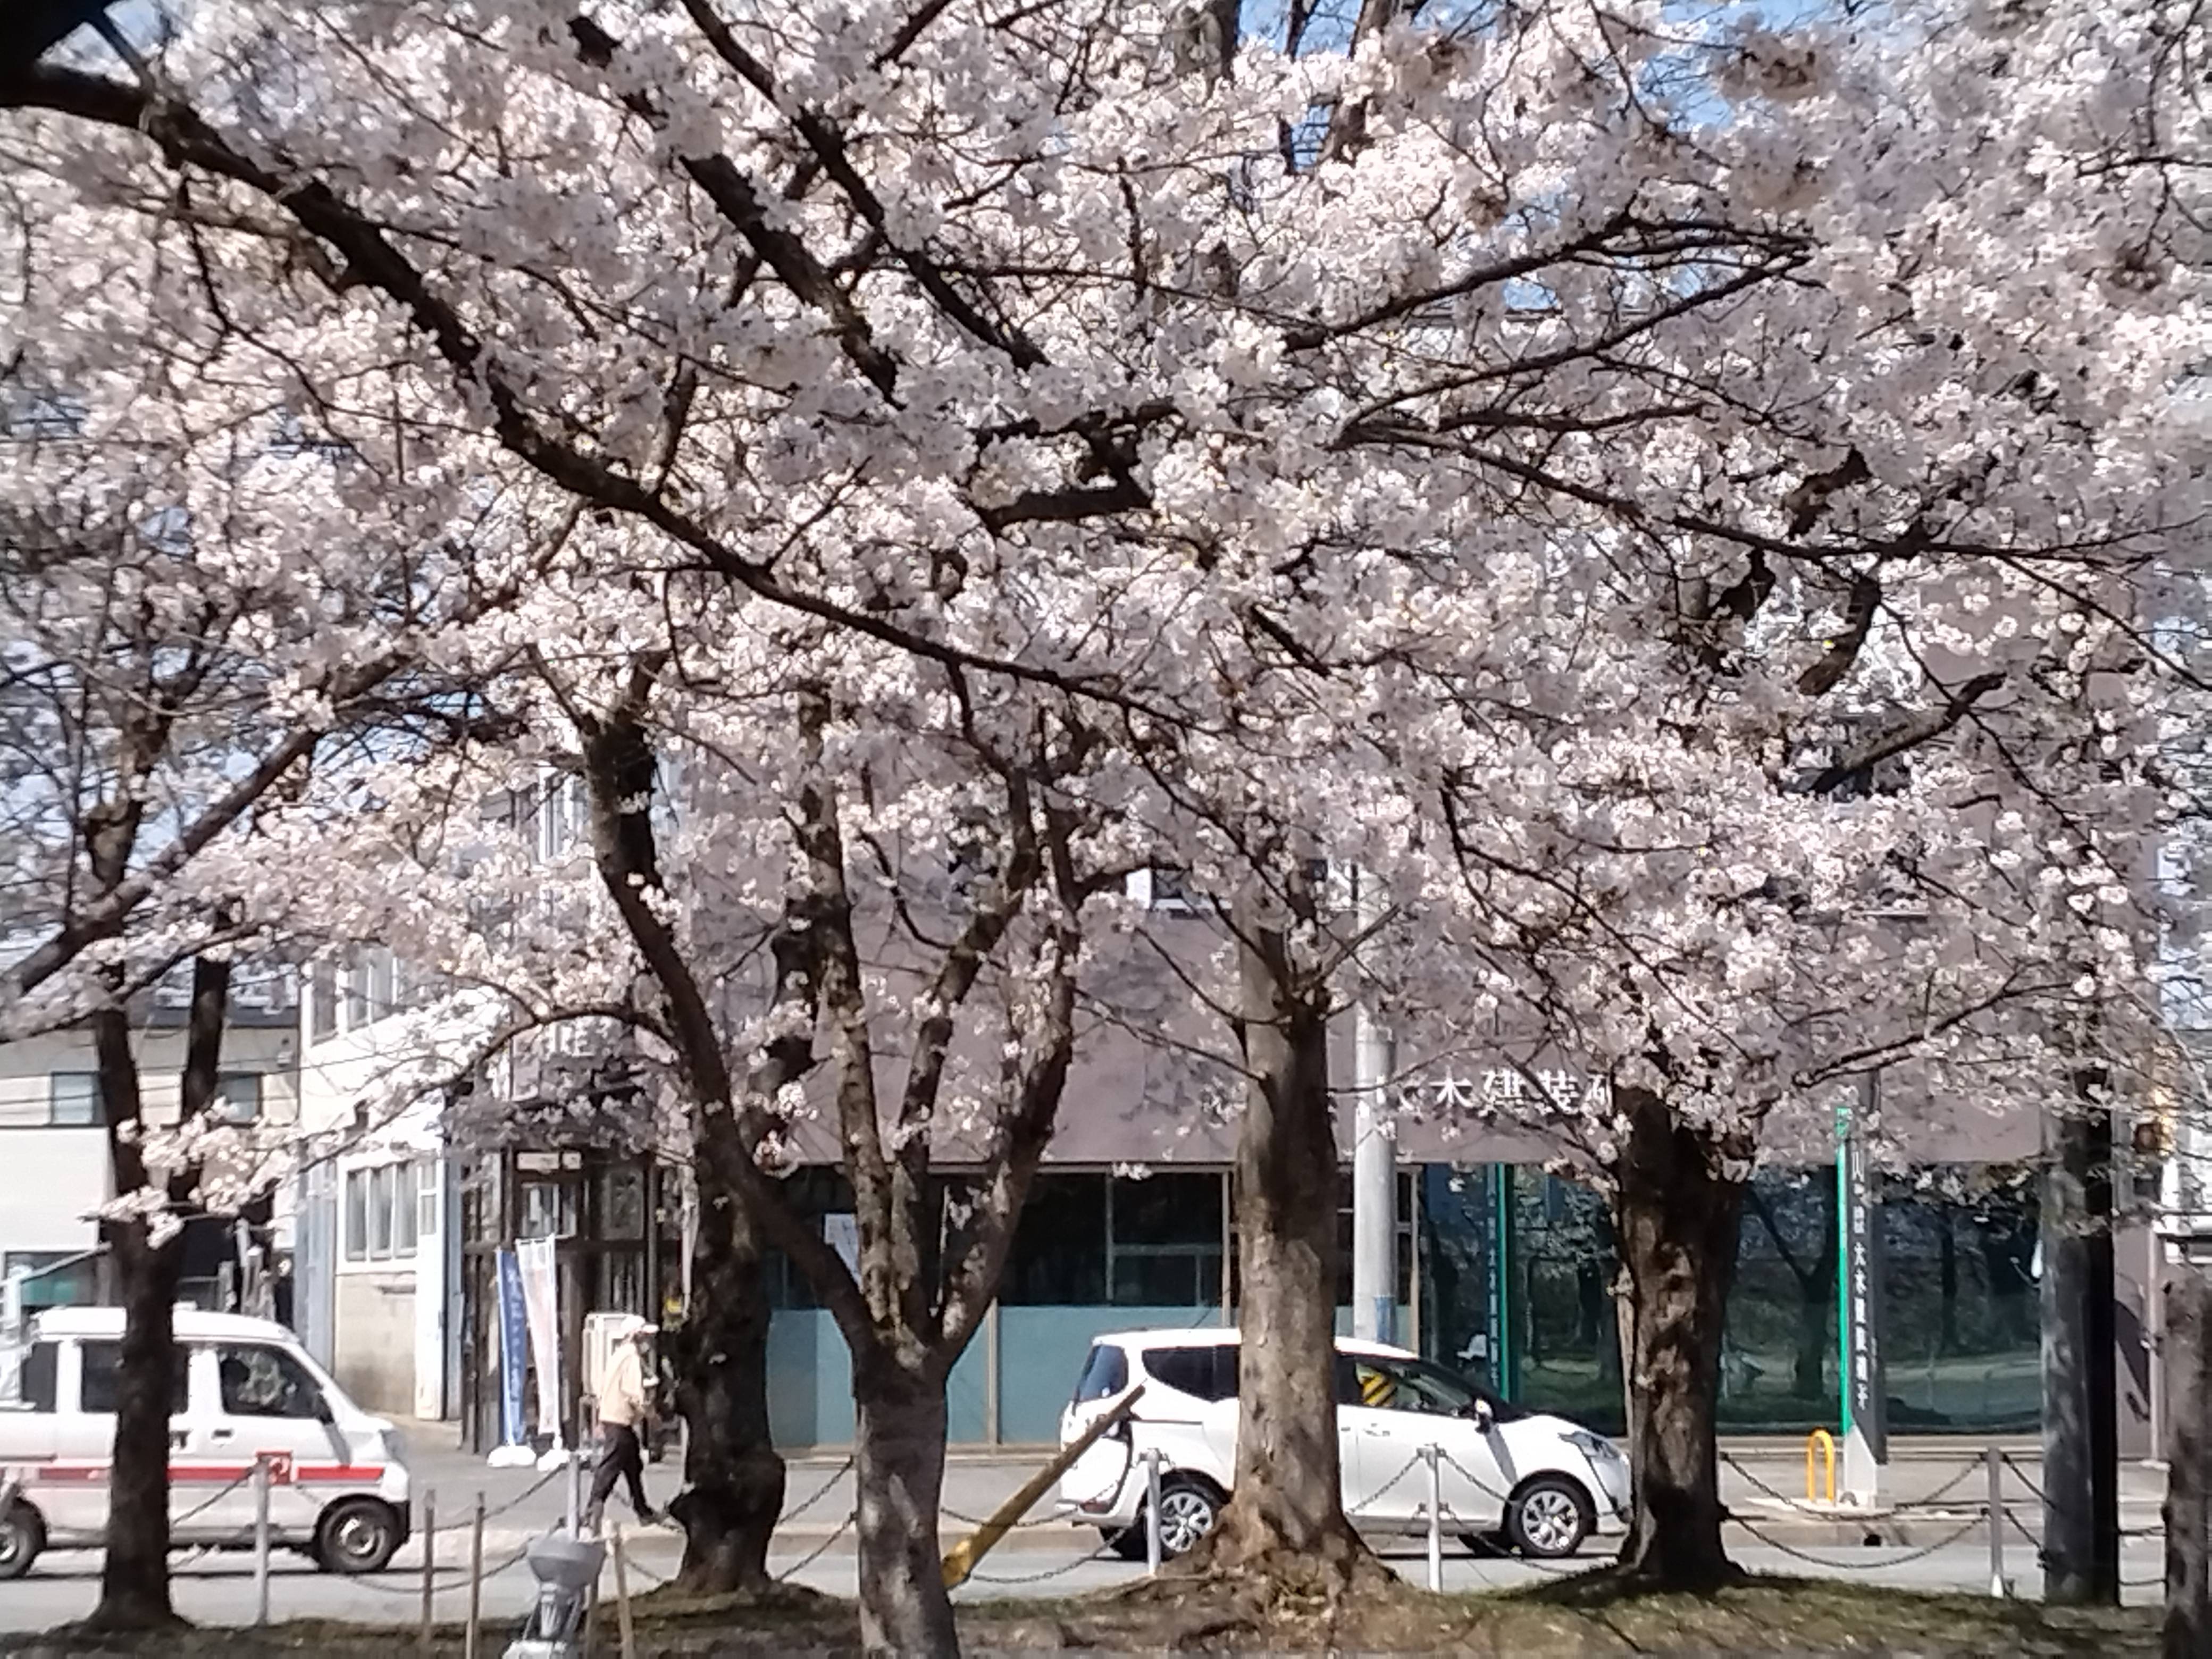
[0,1527,2173,1635]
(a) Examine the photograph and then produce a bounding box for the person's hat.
[617,1314,657,1340]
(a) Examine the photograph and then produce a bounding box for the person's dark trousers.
[587,1421,651,1524]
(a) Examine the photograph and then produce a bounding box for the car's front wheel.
[315,1496,403,1574]
[1504,1474,1593,1559]
[1104,1476,1222,1561]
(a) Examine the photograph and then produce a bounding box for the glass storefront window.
[1882,1166,2039,1433]
[1420,1159,2045,1439]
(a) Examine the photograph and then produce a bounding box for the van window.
[1142,1343,1237,1403]
[79,1342,189,1414]
[19,1340,56,1412]
[1070,1343,1128,1403]
[215,1345,325,1419]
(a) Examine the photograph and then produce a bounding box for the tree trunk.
[2042,1099,2119,1606]
[1611,1086,1745,1589]
[850,1352,957,1659]
[83,1219,186,1630]
[85,951,226,1632]
[666,1197,784,1593]
[1201,911,1370,1587]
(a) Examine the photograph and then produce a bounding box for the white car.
[0,1308,412,1579]
[1057,1328,1629,1560]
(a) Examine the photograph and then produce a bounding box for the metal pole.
[465,1490,484,1659]
[420,1487,436,1656]
[566,1446,582,1536]
[1985,1445,2007,1599]
[611,1523,636,1659]
[252,1453,272,1627]
[1424,1444,1443,1593]
[1350,867,1395,1344]
[1144,1448,1163,1577]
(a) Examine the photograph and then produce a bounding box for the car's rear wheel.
[315,1496,403,1574]
[0,1503,42,1581]
[1504,1475,1593,1559]
[1104,1476,1221,1561]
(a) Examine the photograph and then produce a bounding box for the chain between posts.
[776,1511,856,1580]
[1730,1510,1988,1570]
[421,1466,564,1533]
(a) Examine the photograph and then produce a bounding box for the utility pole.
[2042,1086,2121,1605]
[1350,868,1395,1344]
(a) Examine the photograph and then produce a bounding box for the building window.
[1331,1169,1416,1308]
[345,1162,420,1262]
[343,1168,368,1261]
[343,963,368,1030]
[999,1172,1226,1308]
[362,950,395,1021]
[310,962,337,1042]
[213,1074,262,1126]
[1126,866,1206,914]
[4,1251,97,1312]
[48,1073,102,1127]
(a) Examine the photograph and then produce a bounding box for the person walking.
[586,1314,658,1528]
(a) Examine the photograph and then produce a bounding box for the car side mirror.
[1467,1400,1494,1430]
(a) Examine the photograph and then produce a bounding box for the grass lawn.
[0,1571,2162,1655]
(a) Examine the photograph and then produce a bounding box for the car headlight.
[1565,1429,1624,1464]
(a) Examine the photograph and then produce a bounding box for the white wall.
[0,1024,299,1274]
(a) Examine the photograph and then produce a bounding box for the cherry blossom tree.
[3,0,2203,1630]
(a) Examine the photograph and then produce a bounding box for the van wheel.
[0,1504,43,1581]
[316,1497,402,1574]
[1504,1475,1593,1559]
[1107,1477,1220,1561]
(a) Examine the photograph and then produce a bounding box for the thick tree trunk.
[2042,1100,2119,1606]
[83,1219,186,1630]
[1202,913,1370,1586]
[666,1197,784,1593]
[850,1353,957,1659]
[1611,1086,1745,1589]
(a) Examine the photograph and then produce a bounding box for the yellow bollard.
[942,1384,1147,1590]
[1805,1428,1837,1505]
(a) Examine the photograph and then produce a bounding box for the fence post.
[612,1522,636,1659]
[2164,1269,2210,1659]
[420,1486,437,1656]
[252,1453,272,1627]
[1423,1445,1443,1593]
[465,1490,485,1659]
[1984,1445,2007,1599]
[1144,1448,1164,1577]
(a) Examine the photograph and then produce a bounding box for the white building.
[0,970,300,1314]
[291,950,463,1423]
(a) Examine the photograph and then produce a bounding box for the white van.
[1058,1328,1630,1560]
[0,1308,412,1580]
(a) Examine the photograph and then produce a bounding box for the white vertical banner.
[515,1235,565,1460]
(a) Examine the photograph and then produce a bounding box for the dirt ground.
[0,1572,2163,1656]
